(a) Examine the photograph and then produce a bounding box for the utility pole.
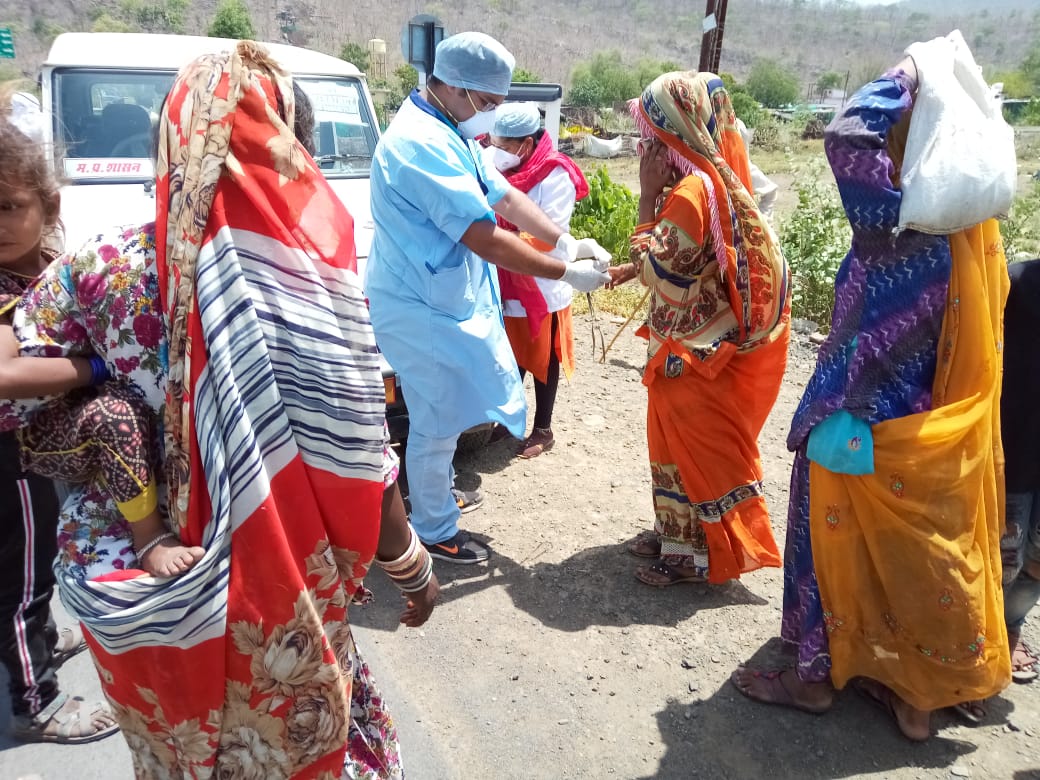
[697,0,729,74]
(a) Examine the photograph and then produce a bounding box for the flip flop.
[634,561,707,587]
[626,531,661,559]
[853,678,931,741]
[1011,637,1039,683]
[729,667,831,715]
[1012,667,1039,683]
[53,626,87,668]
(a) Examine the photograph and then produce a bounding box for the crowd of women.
[0,25,1035,777]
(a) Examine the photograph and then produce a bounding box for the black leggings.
[518,313,561,431]
[0,433,61,717]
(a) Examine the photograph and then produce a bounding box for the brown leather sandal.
[517,427,554,459]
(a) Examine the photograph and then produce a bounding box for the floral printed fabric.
[16,226,166,412]
[13,227,166,580]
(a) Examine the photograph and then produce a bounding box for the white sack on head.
[898,30,1017,235]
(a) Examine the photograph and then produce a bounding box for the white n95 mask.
[491,147,522,171]
[458,108,497,140]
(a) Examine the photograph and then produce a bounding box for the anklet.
[136,531,176,558]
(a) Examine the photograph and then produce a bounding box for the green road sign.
[0,28,14,59]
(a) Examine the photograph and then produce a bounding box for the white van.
[40,32,408,437]
[41,32,380,265]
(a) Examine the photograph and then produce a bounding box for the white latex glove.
[560,260,610,293]
[555,233,612,271]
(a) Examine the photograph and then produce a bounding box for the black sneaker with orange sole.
[422,531,491,564]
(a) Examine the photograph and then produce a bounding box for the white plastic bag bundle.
[898,30,1017,235]
[585,134,623,158]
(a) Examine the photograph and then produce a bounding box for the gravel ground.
[350,314,1040,780]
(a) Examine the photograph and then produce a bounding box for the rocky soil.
[353,315,1040,780]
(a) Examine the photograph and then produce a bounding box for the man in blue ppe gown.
[367,31,611,563]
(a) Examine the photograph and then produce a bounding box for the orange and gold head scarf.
[631,71,789,346]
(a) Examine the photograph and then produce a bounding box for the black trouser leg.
[532,314,561,431]
[0,463,60,717]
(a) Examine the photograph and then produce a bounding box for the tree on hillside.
[92,13,135,33]
[339,41,371,72]
[208,0,255,39]
[1023,44,1040,91]
[746,59,800,108]
[121,0,189,34]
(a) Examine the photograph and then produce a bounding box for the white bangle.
[136,531,176,558]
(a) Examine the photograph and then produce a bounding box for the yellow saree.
[809,220,1010,710]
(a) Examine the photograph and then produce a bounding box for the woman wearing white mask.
[485,103,590,458]
[367,33,611,564]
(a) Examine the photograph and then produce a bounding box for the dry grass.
[576,130,1040,314]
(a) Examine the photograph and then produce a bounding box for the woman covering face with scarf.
[15,42,422,777]
[608,71,791,588]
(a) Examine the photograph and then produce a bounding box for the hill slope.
[2,0,1036,95]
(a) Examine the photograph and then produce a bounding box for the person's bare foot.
[730,667,833,714]
[855,678,931,741]
[139,537,205,578]
[1010,631,1039,683]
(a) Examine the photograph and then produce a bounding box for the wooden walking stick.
[585,291,607,362]
[599,289,650,363]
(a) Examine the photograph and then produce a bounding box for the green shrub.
[394,64,418,94]
[1018,98,1040,126]
[568,52,675,109]
[339,41,370,72]
[778,165,851,328]
[730,91,762,127]
[750,113,783,152]
[512,67,540,83]
[746,59,800,109]
[1003,180,1040,261]
[570,166,638,264]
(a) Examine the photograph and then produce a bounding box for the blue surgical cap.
[493,102,541,138]
[433,32,515,96]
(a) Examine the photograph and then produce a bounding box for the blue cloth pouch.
[806,409,875,475]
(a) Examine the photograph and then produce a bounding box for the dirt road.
[351,316,1040,780]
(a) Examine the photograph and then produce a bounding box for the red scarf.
[496,134,589,337]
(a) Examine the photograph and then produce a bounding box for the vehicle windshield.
[303,78,376,176]
[52,69,376,182]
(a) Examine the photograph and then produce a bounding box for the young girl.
[0,87,203,579]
